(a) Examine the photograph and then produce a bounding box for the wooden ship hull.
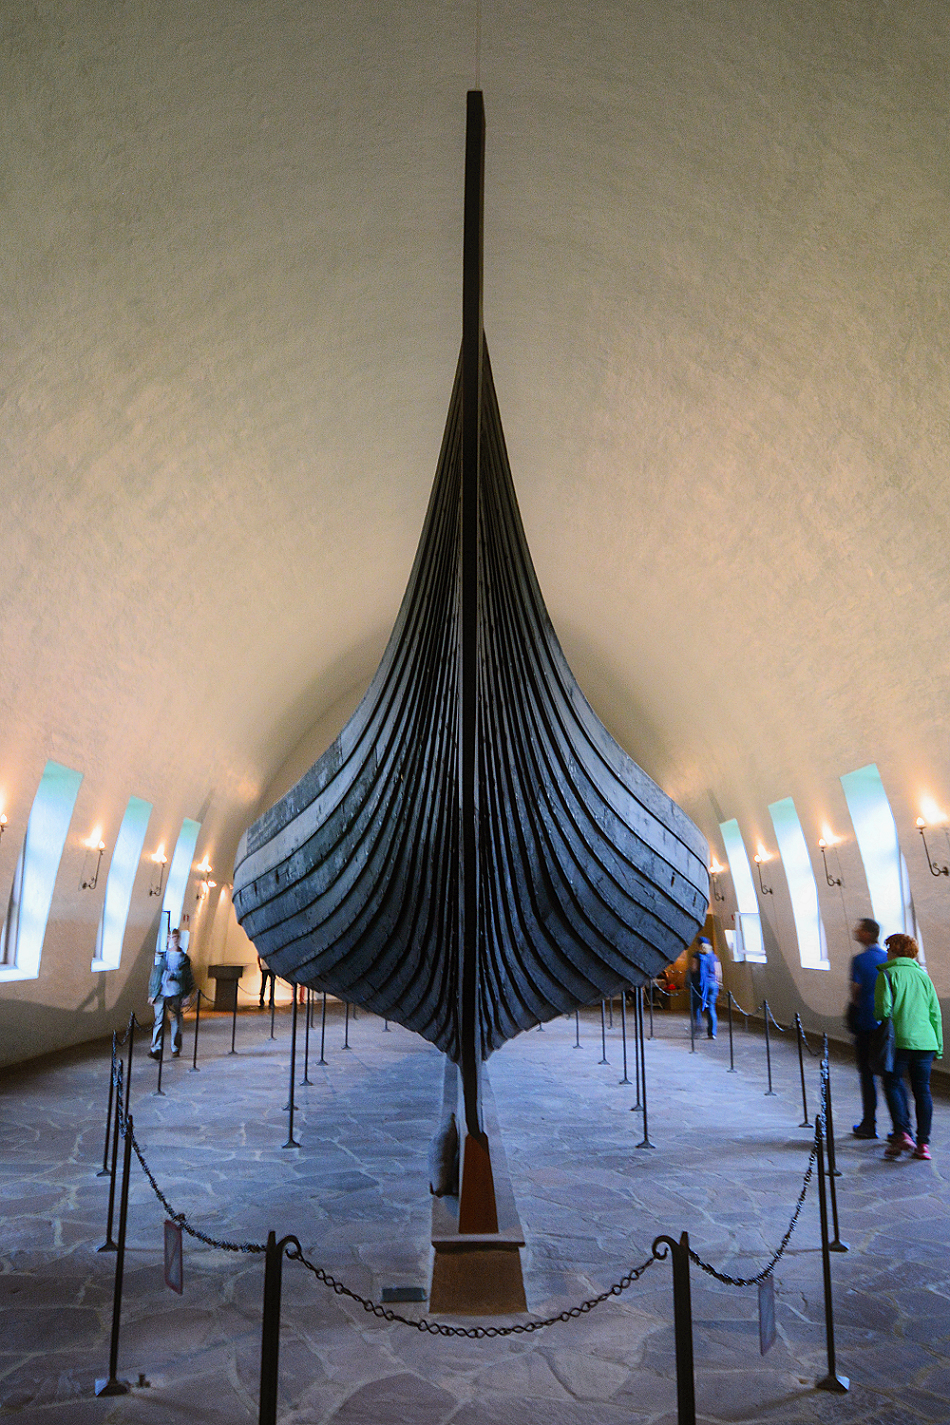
[233,93,709,1105]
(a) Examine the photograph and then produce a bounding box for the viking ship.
[233,93,709,1152]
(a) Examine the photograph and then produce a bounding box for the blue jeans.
[883,1049,935,1144]
[692,986,718,1037]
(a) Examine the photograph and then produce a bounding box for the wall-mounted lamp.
[149,847,168,898]
[916,818,949,877]
[0,812,7,846]
[710,858,727,902]
[818,839,843,888]
[753,853,773,896]
[80,831,106,891]
[196,859,216,901]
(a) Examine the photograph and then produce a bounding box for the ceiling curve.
[3,1,949,962]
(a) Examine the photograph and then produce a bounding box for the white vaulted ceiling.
[2,1,949,1056]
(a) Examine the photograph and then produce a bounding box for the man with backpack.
[148,926,196,1059]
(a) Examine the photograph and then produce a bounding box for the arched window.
[768,797,828,969]
[718,819,766,962]
[91,796,153,972]
[1,761,83,981]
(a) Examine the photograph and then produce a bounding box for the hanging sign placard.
[164,1219,183,1295]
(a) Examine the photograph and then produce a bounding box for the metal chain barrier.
[686,1135,818,1287]
[289,1241,658,1337]
[100,999,836,1348]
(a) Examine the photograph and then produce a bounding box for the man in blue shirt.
[850,917,888,1137]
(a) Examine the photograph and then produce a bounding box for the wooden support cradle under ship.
[233,91,709,1308]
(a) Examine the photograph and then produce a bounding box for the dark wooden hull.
[233,342,709,1062]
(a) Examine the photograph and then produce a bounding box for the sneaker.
[148,1049,161,1061]
[913,1143,931,1161]
[852,1123,878,1139]
[884,1132,916,1159]
[171,1050,180,1058]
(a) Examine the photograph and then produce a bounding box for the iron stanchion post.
[98,1062,123,1252]
[152,1003,166,1096]
[98,1035,118,1177]
[648,981,655,1038]
[815,1104,849,1393]
[191,990,203,1071]
[632,989,643,1110]
[763,1000,776,1095]
[607,995,613,1029]
[343,1001,351,1049]
[727,992,736,1072]
[652,1232,696,1425]
[795,1014,810,1125]
[689,986,696,1053]
[230,987,239,1055]
[319,991,328,1065]
[599,1001,608,1064]
[573,1009,581,1048]
[636,989,654,1148]
[300,988,312,1085]
[125,1012,137,1106]
[619,992,630,1084]
[259,1232,302,1425]
[283,996,300,1147]
[95,1111,134,1397]
[822,1035,842,1177]
[269,975,276,1040]
[383,1018,390,1031]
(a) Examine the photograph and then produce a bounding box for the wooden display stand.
[429,1061,527,1315]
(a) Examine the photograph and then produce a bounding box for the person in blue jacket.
[849,917,888,1139]
[690,937,720,1039]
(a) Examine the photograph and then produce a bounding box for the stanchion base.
[816,1372,849,1393]
[830,1240,849,1253]
[282,1138,300,1149]
[152,1089,166,1097]
[95,1377,130,1396]
[832,1168,842,1178]
[189,1066,200,1073]
[598,1057,608,1066]
[96,1241,117,1254]
[799,1119,811,1127]
[618,1077,631,1086]
[95,1168,110,1178]
[300,1076,312,1086]
[635,1138,656,1150]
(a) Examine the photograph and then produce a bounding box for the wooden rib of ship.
[233,93,709,1153]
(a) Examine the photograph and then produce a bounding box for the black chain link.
[288,1241,657,1336]
[686,1135,818,1287]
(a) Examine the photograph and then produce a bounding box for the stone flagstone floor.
[1,999,949,1423]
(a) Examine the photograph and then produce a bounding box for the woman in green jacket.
[875,934,943,1160]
